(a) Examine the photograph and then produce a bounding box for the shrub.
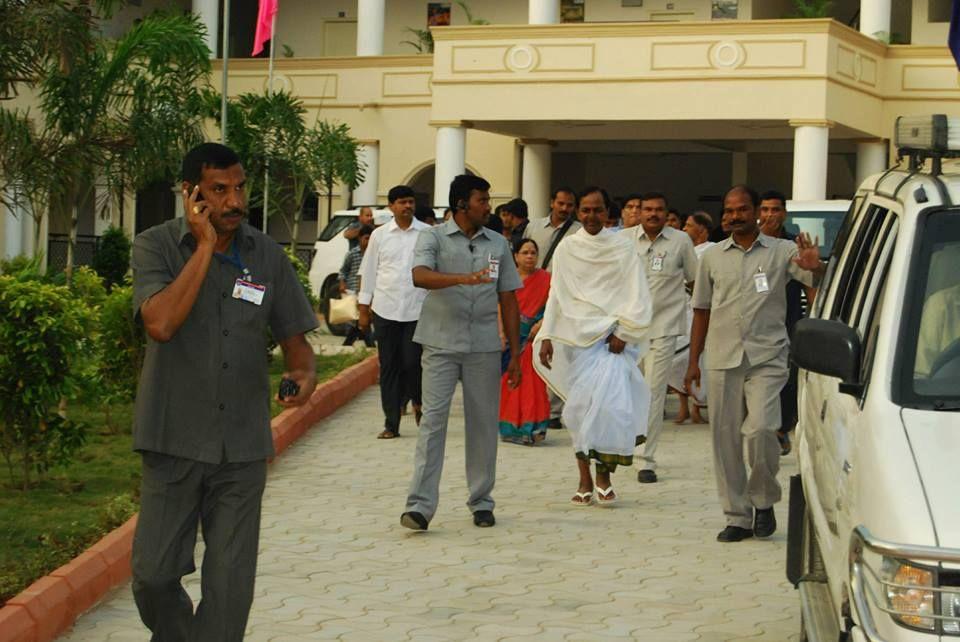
[284,247,318,309]
[96,286,145,431]
[69,266,107,307]
[92,226,132,290]
[0,255,45,281]
[0,276,93,489]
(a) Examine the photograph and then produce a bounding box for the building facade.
[3,0,959,262]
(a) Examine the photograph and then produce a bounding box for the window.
[929,0,952,23]
[896,208,960,409]
[829,204,891,324]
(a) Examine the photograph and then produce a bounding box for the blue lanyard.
[214,239,251,280]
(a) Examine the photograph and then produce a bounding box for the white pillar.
[521,142,552,219]
[791,122,832,201]
[529,0,560,25]
[173,185,185,219]
[357,0,385,57]
[433,126,466,208]
[856,141,887,187]
[192,0,219,58]
[353,143,380,206]
[860,0,891,41]
[4,200,23,260]
[731,151,748,186]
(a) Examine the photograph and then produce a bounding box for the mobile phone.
[278,377,300,400]
[186,182,204,202]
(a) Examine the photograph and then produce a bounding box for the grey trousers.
[707,352,787,529]
[132,452,267,642]
[406,347,500,522]
[638,335,677,471]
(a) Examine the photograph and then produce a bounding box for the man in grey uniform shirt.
[686,185,822,543]
[400,174,522,531]
[624,192,698,484]
[130,143,318,640]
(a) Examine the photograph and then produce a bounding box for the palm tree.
[1,2,211,282]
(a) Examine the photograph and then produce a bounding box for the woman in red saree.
[499,238,552,445]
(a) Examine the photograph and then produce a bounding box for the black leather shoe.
[547,418,563,430]
[637,469,658,484]
[473,510,495,527]
[400,511,428,531]
[754,507,777,538]
[716,525,754,542]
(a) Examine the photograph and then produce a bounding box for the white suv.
[787,115,960,641]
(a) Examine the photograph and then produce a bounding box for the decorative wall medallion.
[506,45,539,73]
[709,41,745,69]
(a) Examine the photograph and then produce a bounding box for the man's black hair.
[512,237,539,254]
[181,143,241,184]
[448,174,491,211]
[760,189,788,208]
[607,201,621,220]
[551,186,576,201]
[578,186,612,210]
[641,191,668,206]
[501,198,529,219]
[690,211,715,232]
[725,184,761,207]
[387,185,416,203]
[414,204,436,223]
[623,193,644,204]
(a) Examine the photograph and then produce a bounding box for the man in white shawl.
[534,187,653,506]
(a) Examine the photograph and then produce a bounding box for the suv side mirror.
[792,318,864,396]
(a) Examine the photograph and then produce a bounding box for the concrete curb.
[0,354,379,642]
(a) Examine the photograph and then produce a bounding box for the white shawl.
[533,227,653,400]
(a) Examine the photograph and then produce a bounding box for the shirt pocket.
[239,280,273,326]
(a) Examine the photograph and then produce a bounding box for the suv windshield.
[318,215,355,242]
[899,208,960,410]
[785,210,847,258]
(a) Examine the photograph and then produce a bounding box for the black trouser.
[132,452,267,642]
[373,312,422,434]
[779,362,799,433]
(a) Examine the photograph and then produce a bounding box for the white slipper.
[595,485,617,506]
[570,491,593,506]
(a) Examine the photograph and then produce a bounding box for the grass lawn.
[0,349,372,603]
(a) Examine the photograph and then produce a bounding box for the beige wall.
[912,0,950,45]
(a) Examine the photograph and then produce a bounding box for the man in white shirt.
[358,185,430,439]
[623,192,698,484]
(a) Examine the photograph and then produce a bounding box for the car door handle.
[820,400,827,422]
[843,460,853,475]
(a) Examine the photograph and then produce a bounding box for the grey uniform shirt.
[413,219,522,353]
[131,219,318,464]
[691,233,814,370]
[523,216,582,271]
[626,225,699,339]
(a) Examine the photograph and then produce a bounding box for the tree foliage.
[0,3,211,281]
[92,226,132,290]
[791,0,833,18]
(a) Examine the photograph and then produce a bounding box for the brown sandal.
[377,430,399,439]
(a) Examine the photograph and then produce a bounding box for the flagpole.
[262,12,276,235]
[220,0,231,143]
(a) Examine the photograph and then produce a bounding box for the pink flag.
[251,0,279,56]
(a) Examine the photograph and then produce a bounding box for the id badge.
[488,254,500,280]
[233,278,265,305]
[651,254,664,272]
[754,272,770,294]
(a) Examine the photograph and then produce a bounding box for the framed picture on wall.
[561,0,585,23]
[428,3,451,26]
[711,0,738,19]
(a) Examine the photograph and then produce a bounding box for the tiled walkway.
[60,387,801,641]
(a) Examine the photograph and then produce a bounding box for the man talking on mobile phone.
[130,143,317,641]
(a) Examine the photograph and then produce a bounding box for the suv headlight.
[944,588,960,634]
[881,558,935,630]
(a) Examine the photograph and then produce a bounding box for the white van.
[308,207,444,333]
[787,115,960,641]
